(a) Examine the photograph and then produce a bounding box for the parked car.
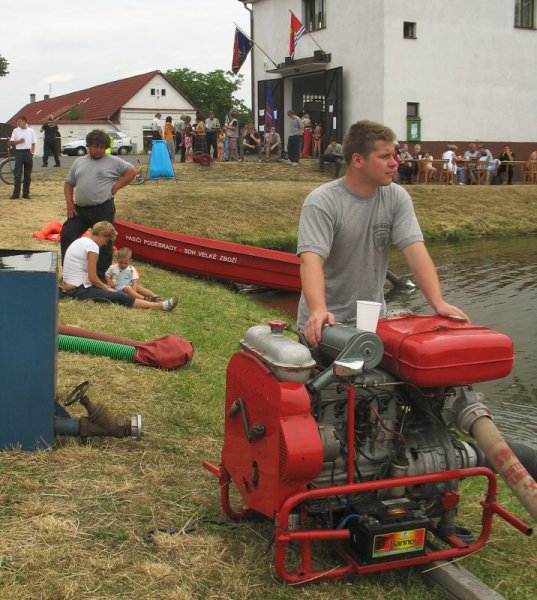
[61,131,133,156]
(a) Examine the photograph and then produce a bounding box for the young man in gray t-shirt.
[297,120,469,347]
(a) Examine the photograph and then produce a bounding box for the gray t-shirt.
[65,154,133,207]
[288,115,303,136]
[297,179,424,330]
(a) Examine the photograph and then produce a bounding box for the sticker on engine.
[372,528,426,558]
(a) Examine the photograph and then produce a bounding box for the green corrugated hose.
[58,335,136,362]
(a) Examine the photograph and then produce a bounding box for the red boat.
[114,219,301,292]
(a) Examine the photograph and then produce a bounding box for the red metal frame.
[203,462,532,584]
[203,325,530,584]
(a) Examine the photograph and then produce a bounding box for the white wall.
[122,73,196,150]
[28,74,197,155]
[382,0,535,142]
[252,0,537,142]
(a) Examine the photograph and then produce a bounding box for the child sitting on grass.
[105,247,162,302]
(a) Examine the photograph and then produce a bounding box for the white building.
[8,71,197,154]
[246,0,536,148]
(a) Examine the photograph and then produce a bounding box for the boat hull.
[114,219,302,292]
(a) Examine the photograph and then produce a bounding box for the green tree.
[165,68,251,124]
[67,105,85,120]
[0,54,9,77]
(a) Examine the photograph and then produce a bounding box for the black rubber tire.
[0,157,15,185]
[509,441,537,480]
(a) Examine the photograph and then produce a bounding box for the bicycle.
[130,159,146,185]
[0,137,15,185]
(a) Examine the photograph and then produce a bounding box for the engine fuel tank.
[377,314,513,387]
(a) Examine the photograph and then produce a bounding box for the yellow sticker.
[372,528,426,558]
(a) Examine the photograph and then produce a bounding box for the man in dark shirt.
[239,124,262,160]
[40,115,61,167]
[498,145,515,184]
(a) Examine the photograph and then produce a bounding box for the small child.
[423,152,437,181]
[105,247,162,301]
[217,130,226,161]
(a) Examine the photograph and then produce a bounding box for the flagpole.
[289,9,326,55]
[233,22,279,69]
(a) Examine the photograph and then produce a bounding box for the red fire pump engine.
[203,314,536,584]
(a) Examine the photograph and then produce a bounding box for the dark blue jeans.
[287,135,300,163]
[43,140,60,166]
[13,149,33,197]
[65,284,135,307]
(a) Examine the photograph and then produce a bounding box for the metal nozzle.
[131,415,143,440]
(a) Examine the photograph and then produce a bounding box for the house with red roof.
[8,70,197,155]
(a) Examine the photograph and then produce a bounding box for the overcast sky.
[0,0,252,122]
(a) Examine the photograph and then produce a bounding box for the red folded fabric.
[58,325,194,370]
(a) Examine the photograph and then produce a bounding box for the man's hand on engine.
[434,300,470,322]
[304,310,336,348]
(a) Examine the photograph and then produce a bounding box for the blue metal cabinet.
[0,250,58,450]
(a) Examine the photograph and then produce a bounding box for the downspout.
[106,118,119,132]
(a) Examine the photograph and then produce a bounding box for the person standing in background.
[223,113,239,161]
[40,115,61,167]
[313,122,323,158]
[205,111,221,160]
[151,113,163,140]
[301,111,313,158]
[173,117,183,159]
[164,116,175,162]
[286,109,303,165]
[9,115,37,200]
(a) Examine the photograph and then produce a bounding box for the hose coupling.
[442,386,493,434]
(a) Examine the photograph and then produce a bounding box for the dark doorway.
[258,67,343,150]
[292,67,343,147]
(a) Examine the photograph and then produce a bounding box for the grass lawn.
[0,162,535,599]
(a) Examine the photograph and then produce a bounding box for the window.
[161,89,166,96]
[302,94,325,110]
[403,21,417,39]
[406,102,419,118]
[515,0,535,28]
[304,0,326,31]
[150,88,155,96]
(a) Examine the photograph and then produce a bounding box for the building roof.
[8,70,189,125]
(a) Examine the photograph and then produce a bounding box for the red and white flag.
[289,11,306,59]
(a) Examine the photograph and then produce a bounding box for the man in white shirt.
[151,113,163,140]
[205,111,221,159]
[9,115,37,199]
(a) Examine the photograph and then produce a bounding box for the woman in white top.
[62,221,177,311]
[441,144,464,184]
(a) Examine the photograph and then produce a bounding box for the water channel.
[251,236,537,448]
